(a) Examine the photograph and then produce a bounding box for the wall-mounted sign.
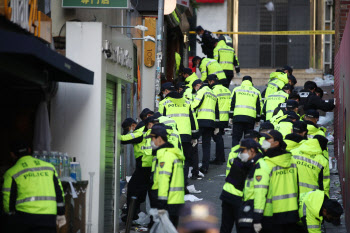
[62,0,128,8]
[144,17,156,68]
[177,0,189,7]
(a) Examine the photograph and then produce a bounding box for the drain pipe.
[87,172,95,233]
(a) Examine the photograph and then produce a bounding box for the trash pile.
[313,74,334,87]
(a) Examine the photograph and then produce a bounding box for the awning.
[0,29,94,85]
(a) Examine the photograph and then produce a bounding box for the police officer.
[149,124,185,227]
[182,68,200,102]
[262,84,291,121]
[230,76,261,147]
[300,81,335,112]
[218,30,233,47]
[178,202,219,233]
[303,109,326,138]
[262,71,289,99]
[220,139,261,233]
[270,99,299,125]
[195,26,216,58]
[260,130,299,233]
[158,82,199,182]
[291,135,330,197]
[282,65,297,90]
[298,190,343,233]
[192,56,227,85]
[207,74,231,165]
[213,38,240,88]
[135,108,154,131]
[275,111,299,138]
[3,141,65,233]
[239,139,270,233]
[175,51,183,77]
[259,122,274,135]
[191,79,217,174]
[284,121,308,152]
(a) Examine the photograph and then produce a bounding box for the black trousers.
[231,122,254,147]
[200,127,214,170]
[239,227,255,233]
[224,71,234,88]
[183,142,194,185]
[261,223,298,233]
[5,224,56,233]
[220,200,241,233]
[127,166,152,216]
[213,128,225,162]
[191,143,199,176]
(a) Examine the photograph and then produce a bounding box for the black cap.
[161,82,175,91]
[304,81,317,91]
[144,115,159,126]
[176,82,185,90]
[288,74,297,85]
[242,76,252,82]
[244,130,261,139]
[179,202,218,231]
[323,198,344,219]
[235,138,261,153]
[282,65,293,74]
[10,141,30,156]
[195,25,204,32]
[207,74,218,81]
[140,108,154,120]
[183,68,193,75]
[286,111,299,120]
[305,109,320,118]
[286,100,299,109]
[293,121,308,133]
[261,130,286,149]
[147,124,168,138]
[275,69,285,73]
[259,122,274,131]
[192,79,203,88]
[314,135,329,151]
[192,56,202,68]
[282,84,292,91]
[122,118,137,129]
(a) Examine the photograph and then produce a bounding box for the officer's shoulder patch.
[160,162,165,168]
[256,175,262,182]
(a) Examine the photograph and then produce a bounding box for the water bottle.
[58,152,63,177]
[33,151,39,159]
[42,150,49,163]
[50,151,58,172]
[76,162,81,181]
[63,153,70,177]
[70,162,78,181]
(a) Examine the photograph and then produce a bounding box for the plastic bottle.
[70,162,78,181]
[33,151,39,159]
[42,151,49,163]
[76,162,81,181]
[63,153,70,178]
[50,151,58,172]
[58,152,64,178]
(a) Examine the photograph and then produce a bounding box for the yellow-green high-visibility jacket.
[212,83,231,127]
[213,40,240,72]
[185,72,199,88]
[230,80,261,124]
[166,127,183,153]
[159,92,198,142]
[158,116,177,130]
[242,157,271,224]
[304,120,326,138]
[270,109,286,125]
[284,133,307,152]
[264,72,288,99]
[291,139,330,197]
[199,58,226,82]
[153,145,185,205]
[298,190,325,233]
[275,119,294,138]
[192,85,218,128]
[3,156,65,215]
[140,129,153,167]
[175,52,181,76]
[263,90,289,121]
[183,87,194,102]
[222,147,244,197]
[264,152,299,223]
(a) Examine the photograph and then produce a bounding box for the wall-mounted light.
[102,40,112,59]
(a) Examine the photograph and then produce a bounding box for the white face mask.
[261,140,271,150]
[129,130,134,133]
[239,152,250,162]
[162,93,166,98]
[196,64,199,68]
[151,141,158,150]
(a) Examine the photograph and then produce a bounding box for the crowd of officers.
[120,31,343,233]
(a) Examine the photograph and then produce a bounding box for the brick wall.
[335,0,350,54]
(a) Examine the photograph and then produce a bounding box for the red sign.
[196,0,224,3]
